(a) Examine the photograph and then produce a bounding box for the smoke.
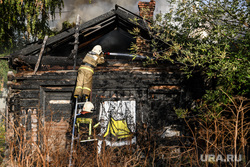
[57,0,140,30]
[154,0,171,14]
[55,0,171,30]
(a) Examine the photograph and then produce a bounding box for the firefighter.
[76,102,99,141]
[74,45,105,101]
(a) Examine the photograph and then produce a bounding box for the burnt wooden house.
[6,2,203,152]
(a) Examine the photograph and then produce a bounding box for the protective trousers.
[74,65,94,98]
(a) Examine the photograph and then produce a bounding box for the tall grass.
[0,122,5,164]
[184,96,250,167]
[1,97,249,166]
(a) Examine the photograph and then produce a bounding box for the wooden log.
[16,55,150,66]
[19,90,40,99]
[15,72,77,80]
[34,35,48,74]
[20,99,39,107]
[18,55,82,66]
[11,79,76,90]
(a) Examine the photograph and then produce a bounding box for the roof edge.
[13,9,116,57]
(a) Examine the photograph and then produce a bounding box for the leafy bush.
[131,0,250,112]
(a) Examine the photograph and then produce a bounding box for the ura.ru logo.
[200,154,242,162]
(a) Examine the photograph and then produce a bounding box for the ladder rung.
[80,139,97,142]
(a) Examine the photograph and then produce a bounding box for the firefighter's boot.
[77,95,83,102]
[82,94,89,102]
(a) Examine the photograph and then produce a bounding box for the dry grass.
[184,96,250,167]
[0,122,5,164]
[0,96,249,167]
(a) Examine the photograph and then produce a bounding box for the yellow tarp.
[104,117,133,139]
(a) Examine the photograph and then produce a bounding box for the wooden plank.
[46,92,73,99]
[18,55,82,66]
[15,74,77,81]
[72,15,80,70]
[22,79,76,86]
[20,99,39,107]
[42,87,74,92]
[83,19,115,37]
[11,79,76,90]
[33,35,48,74]
[19,90,40,99]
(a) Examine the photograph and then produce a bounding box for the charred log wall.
[7,65,190,147]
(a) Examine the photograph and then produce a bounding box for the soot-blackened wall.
[6,63,189,148]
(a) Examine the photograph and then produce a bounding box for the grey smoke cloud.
[155,0,171,14]
[57,0,139,29]
[56,0,170,30]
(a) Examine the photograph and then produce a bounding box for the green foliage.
[174,107,188,118]
[59,21,76,33]
[0,122,5,163]
[0,0,64,54]
[131,0,250,112]
[0,54,9,83]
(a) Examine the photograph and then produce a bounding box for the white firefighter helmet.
[83,102,94,113]
[92,45,102,55]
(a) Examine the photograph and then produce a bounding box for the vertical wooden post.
[33,35,48,74]
[73,15,80,70]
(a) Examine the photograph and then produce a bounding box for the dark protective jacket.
[74,51,105,97]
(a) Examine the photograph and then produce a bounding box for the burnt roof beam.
[51,16,116,50]
[13,10,116,57]
[82,16,116,37]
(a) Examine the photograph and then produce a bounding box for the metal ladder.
[68,98,86,167]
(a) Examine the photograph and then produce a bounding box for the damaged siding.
[6,63,186,148]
